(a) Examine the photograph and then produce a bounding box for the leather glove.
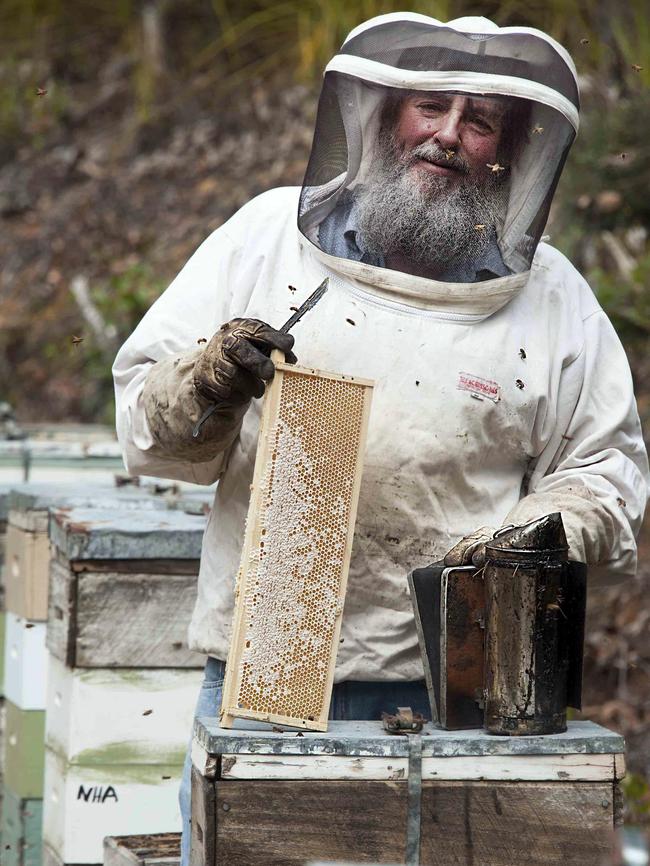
[443,526,497,568]
[193,318,297,406]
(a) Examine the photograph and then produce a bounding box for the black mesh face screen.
[298,18,578,281]
[340,20,579,110]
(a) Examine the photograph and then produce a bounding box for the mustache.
[402,141,471,175]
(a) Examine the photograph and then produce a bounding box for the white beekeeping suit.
[113,13,648,682]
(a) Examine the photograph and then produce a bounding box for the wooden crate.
[0,785,43,866]
[221,360,373,731]
[191,719,624,866]
[3,699,45,798]
[43,747,183,865]
[47,507,207,668]
[46,654,202,765]
[4,611,48,709]
[103,834,180,866]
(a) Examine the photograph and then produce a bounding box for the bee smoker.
[408,513,586,735]
[484,513,586,735]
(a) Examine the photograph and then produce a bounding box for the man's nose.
[434,109,462,149]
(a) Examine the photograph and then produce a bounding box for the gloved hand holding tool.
[192,278,328,440]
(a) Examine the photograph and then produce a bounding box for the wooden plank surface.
[46,557,76,666]
[208,779,615,866]
[46,558,202,668]
[190,766,216,866]
[104,833,180,866]
[195,718,626,759]
[75,571,201,668]
[219,751,619,782]
[215,780,407,866]
[419,781,614,864]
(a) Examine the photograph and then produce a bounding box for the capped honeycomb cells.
[235,368,369,723]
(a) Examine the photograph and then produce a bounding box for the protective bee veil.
[298,13,580,285]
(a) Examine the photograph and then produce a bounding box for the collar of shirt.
[317,190,511,283]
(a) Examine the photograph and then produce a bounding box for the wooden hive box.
[2,482,182,622]
[221,360,373,731]
[103,834,180,866]
[47,506,208,669]
[191,719,624,866]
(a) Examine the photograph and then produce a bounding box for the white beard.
[355,134,508,272]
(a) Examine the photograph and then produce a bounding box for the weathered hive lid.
[7,482,213,525]
[7,481,165,515]
[194,719,624,758]
[49,506,207,561]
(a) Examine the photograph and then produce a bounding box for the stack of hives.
[0,485,12,827]
[1,485,55,866]
[0,482,211,866]
[42,504,207,866]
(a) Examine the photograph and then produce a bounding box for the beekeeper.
[112,13,649,862]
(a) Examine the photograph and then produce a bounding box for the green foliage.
[82,263,167,425]
[622,773,650,826]
[588,254,650,340]
[97,261,167,330]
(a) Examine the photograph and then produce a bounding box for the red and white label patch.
[457,372,501,403]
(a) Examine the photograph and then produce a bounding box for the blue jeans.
[179,656,430,866]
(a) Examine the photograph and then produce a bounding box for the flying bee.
[487,162,505,174]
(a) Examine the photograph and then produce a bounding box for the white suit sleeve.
[505,309,649,584]
[112,226,244,485]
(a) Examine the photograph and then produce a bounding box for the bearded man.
[112,13,648,864]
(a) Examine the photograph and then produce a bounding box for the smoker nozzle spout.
[487,512,568,555]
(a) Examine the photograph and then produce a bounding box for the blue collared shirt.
[317,192,510,283]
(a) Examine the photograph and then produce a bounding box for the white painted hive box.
[4,611,48,709]
[221,359,373,731]
[43,747,182,864]
[45,655,203,765]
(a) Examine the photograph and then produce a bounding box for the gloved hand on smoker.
[444,526,498,568]
[142,318,296,462]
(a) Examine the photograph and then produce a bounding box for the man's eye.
[419,102,447,112]
[468,116,494,133]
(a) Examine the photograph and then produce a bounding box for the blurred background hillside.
[1,0,650,822]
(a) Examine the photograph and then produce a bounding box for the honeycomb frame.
[220,352,374,731]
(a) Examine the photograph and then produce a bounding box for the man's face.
[393,92,505,184]
[353,90,511,276]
